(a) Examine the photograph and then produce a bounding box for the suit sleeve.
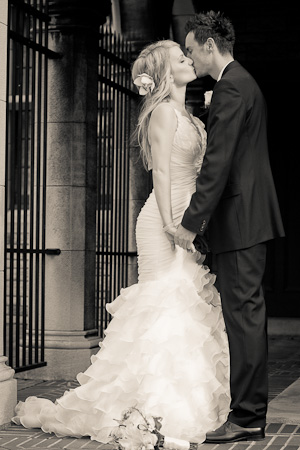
[181,80,246,235]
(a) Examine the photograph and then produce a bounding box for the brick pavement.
[1,422,300,449]
[1,336,300,450]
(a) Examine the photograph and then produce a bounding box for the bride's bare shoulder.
[150,103,177,127]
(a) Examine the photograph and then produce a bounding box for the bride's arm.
[148,103,177,228]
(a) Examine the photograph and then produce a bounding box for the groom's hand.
[174,224,197,252]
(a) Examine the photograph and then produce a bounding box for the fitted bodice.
[135,108,207,281]
[171,109,206,191]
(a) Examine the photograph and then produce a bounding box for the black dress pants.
[215,243,268,428]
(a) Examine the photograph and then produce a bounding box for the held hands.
[163,223,198,254]
[163,222,178,251]
[174,224,197,253]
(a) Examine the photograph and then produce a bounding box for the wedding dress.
[12,108,231,448]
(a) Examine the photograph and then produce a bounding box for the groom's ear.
[206,38,215,53]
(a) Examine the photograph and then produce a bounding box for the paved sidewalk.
[1,336,300,450]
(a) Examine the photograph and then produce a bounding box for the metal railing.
[96,25,138,336]
[4,0,60,372]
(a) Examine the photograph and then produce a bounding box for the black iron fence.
[4,4,138,367]
[4,0,59,372]
[96,25,137,336]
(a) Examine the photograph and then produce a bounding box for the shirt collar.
[217,60,234,81]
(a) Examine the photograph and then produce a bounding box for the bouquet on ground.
[109,406,163,450]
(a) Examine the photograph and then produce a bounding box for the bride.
[12,40,231,449]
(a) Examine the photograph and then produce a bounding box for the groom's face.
[185,32,211,78]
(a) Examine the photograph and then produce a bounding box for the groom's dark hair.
[185,10,235,55]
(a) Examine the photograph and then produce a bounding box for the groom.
[174,11,285,444]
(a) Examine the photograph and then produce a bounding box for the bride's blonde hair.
[132,40,180,170]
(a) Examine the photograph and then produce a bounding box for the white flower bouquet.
[109,407,163,450]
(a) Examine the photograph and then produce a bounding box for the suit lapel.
[207,61,241,130]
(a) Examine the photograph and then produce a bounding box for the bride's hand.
[163,223,178,251]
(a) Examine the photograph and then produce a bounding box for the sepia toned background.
[0,0,299,425]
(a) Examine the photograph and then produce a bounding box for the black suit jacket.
[182,61,285,254]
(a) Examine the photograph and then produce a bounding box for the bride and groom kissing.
[12,9,284,450]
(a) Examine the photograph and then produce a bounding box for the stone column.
[21,0,111,380]
[0,0,17,426]
[118,0,174,287]
[118,0,174,50]
[171,0,195,46]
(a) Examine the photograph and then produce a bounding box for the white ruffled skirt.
[12,189,231,447]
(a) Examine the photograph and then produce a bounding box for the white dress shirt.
[217,60,234,81]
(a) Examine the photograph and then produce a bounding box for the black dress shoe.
[205,420,265,443]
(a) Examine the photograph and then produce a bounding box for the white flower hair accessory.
[133,73,155,96]
[204,90,213,108]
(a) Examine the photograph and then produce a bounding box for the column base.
[0,356,17,427]
[268,318,300,336]
[16,330,102,380]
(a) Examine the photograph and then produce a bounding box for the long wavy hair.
[131,40,180,170]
